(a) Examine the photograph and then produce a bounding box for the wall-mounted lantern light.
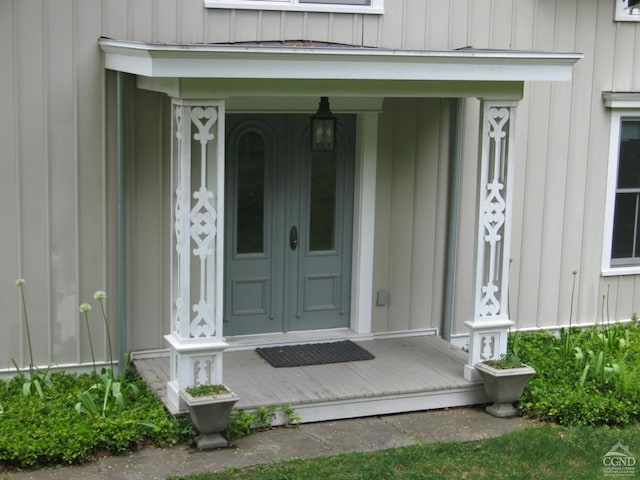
[311,97,336,153]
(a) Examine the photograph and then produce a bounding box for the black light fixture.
[311,97,336,153]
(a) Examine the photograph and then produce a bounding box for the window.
[204,0,383,14]
[610,120,640,264]
[602,93,640,275]
[615,0,640,21]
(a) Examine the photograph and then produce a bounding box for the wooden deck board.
[134,336,488,423]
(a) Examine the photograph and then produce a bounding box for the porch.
[134,335,488,424]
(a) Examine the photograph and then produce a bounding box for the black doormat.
[256,340,375,368]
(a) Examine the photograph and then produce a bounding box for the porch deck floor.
[134,336,489,424]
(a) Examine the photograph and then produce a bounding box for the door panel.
[224,114,354,336]
[225,117,283,335]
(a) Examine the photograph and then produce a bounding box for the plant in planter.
[475,352,536,418]
[179,384,239,450]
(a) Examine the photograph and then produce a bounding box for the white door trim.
[350,112,378,334]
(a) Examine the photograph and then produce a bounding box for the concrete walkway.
[6,407,529,480]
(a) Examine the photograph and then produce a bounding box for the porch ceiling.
[98,37,582,85]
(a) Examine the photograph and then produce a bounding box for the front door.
[224,114,355,336]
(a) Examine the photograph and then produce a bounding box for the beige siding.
[372,99,450,333]
[128,89,172,351]
[0,1,21,364]
[1,0,116,370]
[453,0,640,334]
[3,0,640,365]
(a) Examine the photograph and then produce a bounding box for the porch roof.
[98,38,582,83]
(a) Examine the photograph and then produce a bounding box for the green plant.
[571,323,632,387]
[75,291,144,418]
[11,279,52,399]
[569,270,577,328]
[482,352,523,369]
[255,405,278,429]
[75,352,140,417]
[223,404,301,441]
[79,303,97,375]
[225,409,255,441]
[0,371,187,468]
[186,384,230,397]
[94,291,114,372]
[282,403,302,426]
[0,402,19,420]
[516,323,640,426]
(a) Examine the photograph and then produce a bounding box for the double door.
[223,114,355,336]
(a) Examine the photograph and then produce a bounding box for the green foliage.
[186,384,229,397]
[225,409,256,441]
[225,405,277,441]
[75,353,141,418]
[482,352,523,369]
[516,323,640,426]
[0,371,188,468]
[255,405,278,429]
[224,404,301,441]
[10,359,52,400]
[282,403,302,426]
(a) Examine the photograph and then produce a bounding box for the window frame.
[602,100,640,276]
[204,0,384,14]
[615,0,640,22]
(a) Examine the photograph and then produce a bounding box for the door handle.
[290,226,298,250]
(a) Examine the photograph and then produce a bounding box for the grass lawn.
[169,422,640,480]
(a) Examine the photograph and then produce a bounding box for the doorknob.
[290,226,298,250]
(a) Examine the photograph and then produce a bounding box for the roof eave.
[98,38,583,82]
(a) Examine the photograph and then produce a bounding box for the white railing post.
[166,99,227,411]
[464,101,517,381]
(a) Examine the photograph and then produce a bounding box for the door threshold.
[224,328,374,352]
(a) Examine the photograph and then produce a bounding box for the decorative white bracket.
[465,101,517,381]
[165,99,227,412]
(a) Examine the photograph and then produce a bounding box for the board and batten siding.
[371,98,451,333]
[2,0,640,368]
[0,0,116,370]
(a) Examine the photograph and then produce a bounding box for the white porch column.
[165,99,227,411]
[464,101,517,381]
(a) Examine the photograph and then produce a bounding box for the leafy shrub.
[515,323,640,426]
[0,371,190,468]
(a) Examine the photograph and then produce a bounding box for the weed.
[225,410,255,441]
[224,404,302,441]
[255,405,278,429]
[282,403,302,426]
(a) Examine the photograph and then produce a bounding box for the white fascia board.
[603,92,640,109]
[98,38,582,82]
[204,1,384,14]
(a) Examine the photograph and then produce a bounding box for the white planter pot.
[475,362,536,418]
[179,385,239,450]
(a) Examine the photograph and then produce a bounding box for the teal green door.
[224,114,355,336]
